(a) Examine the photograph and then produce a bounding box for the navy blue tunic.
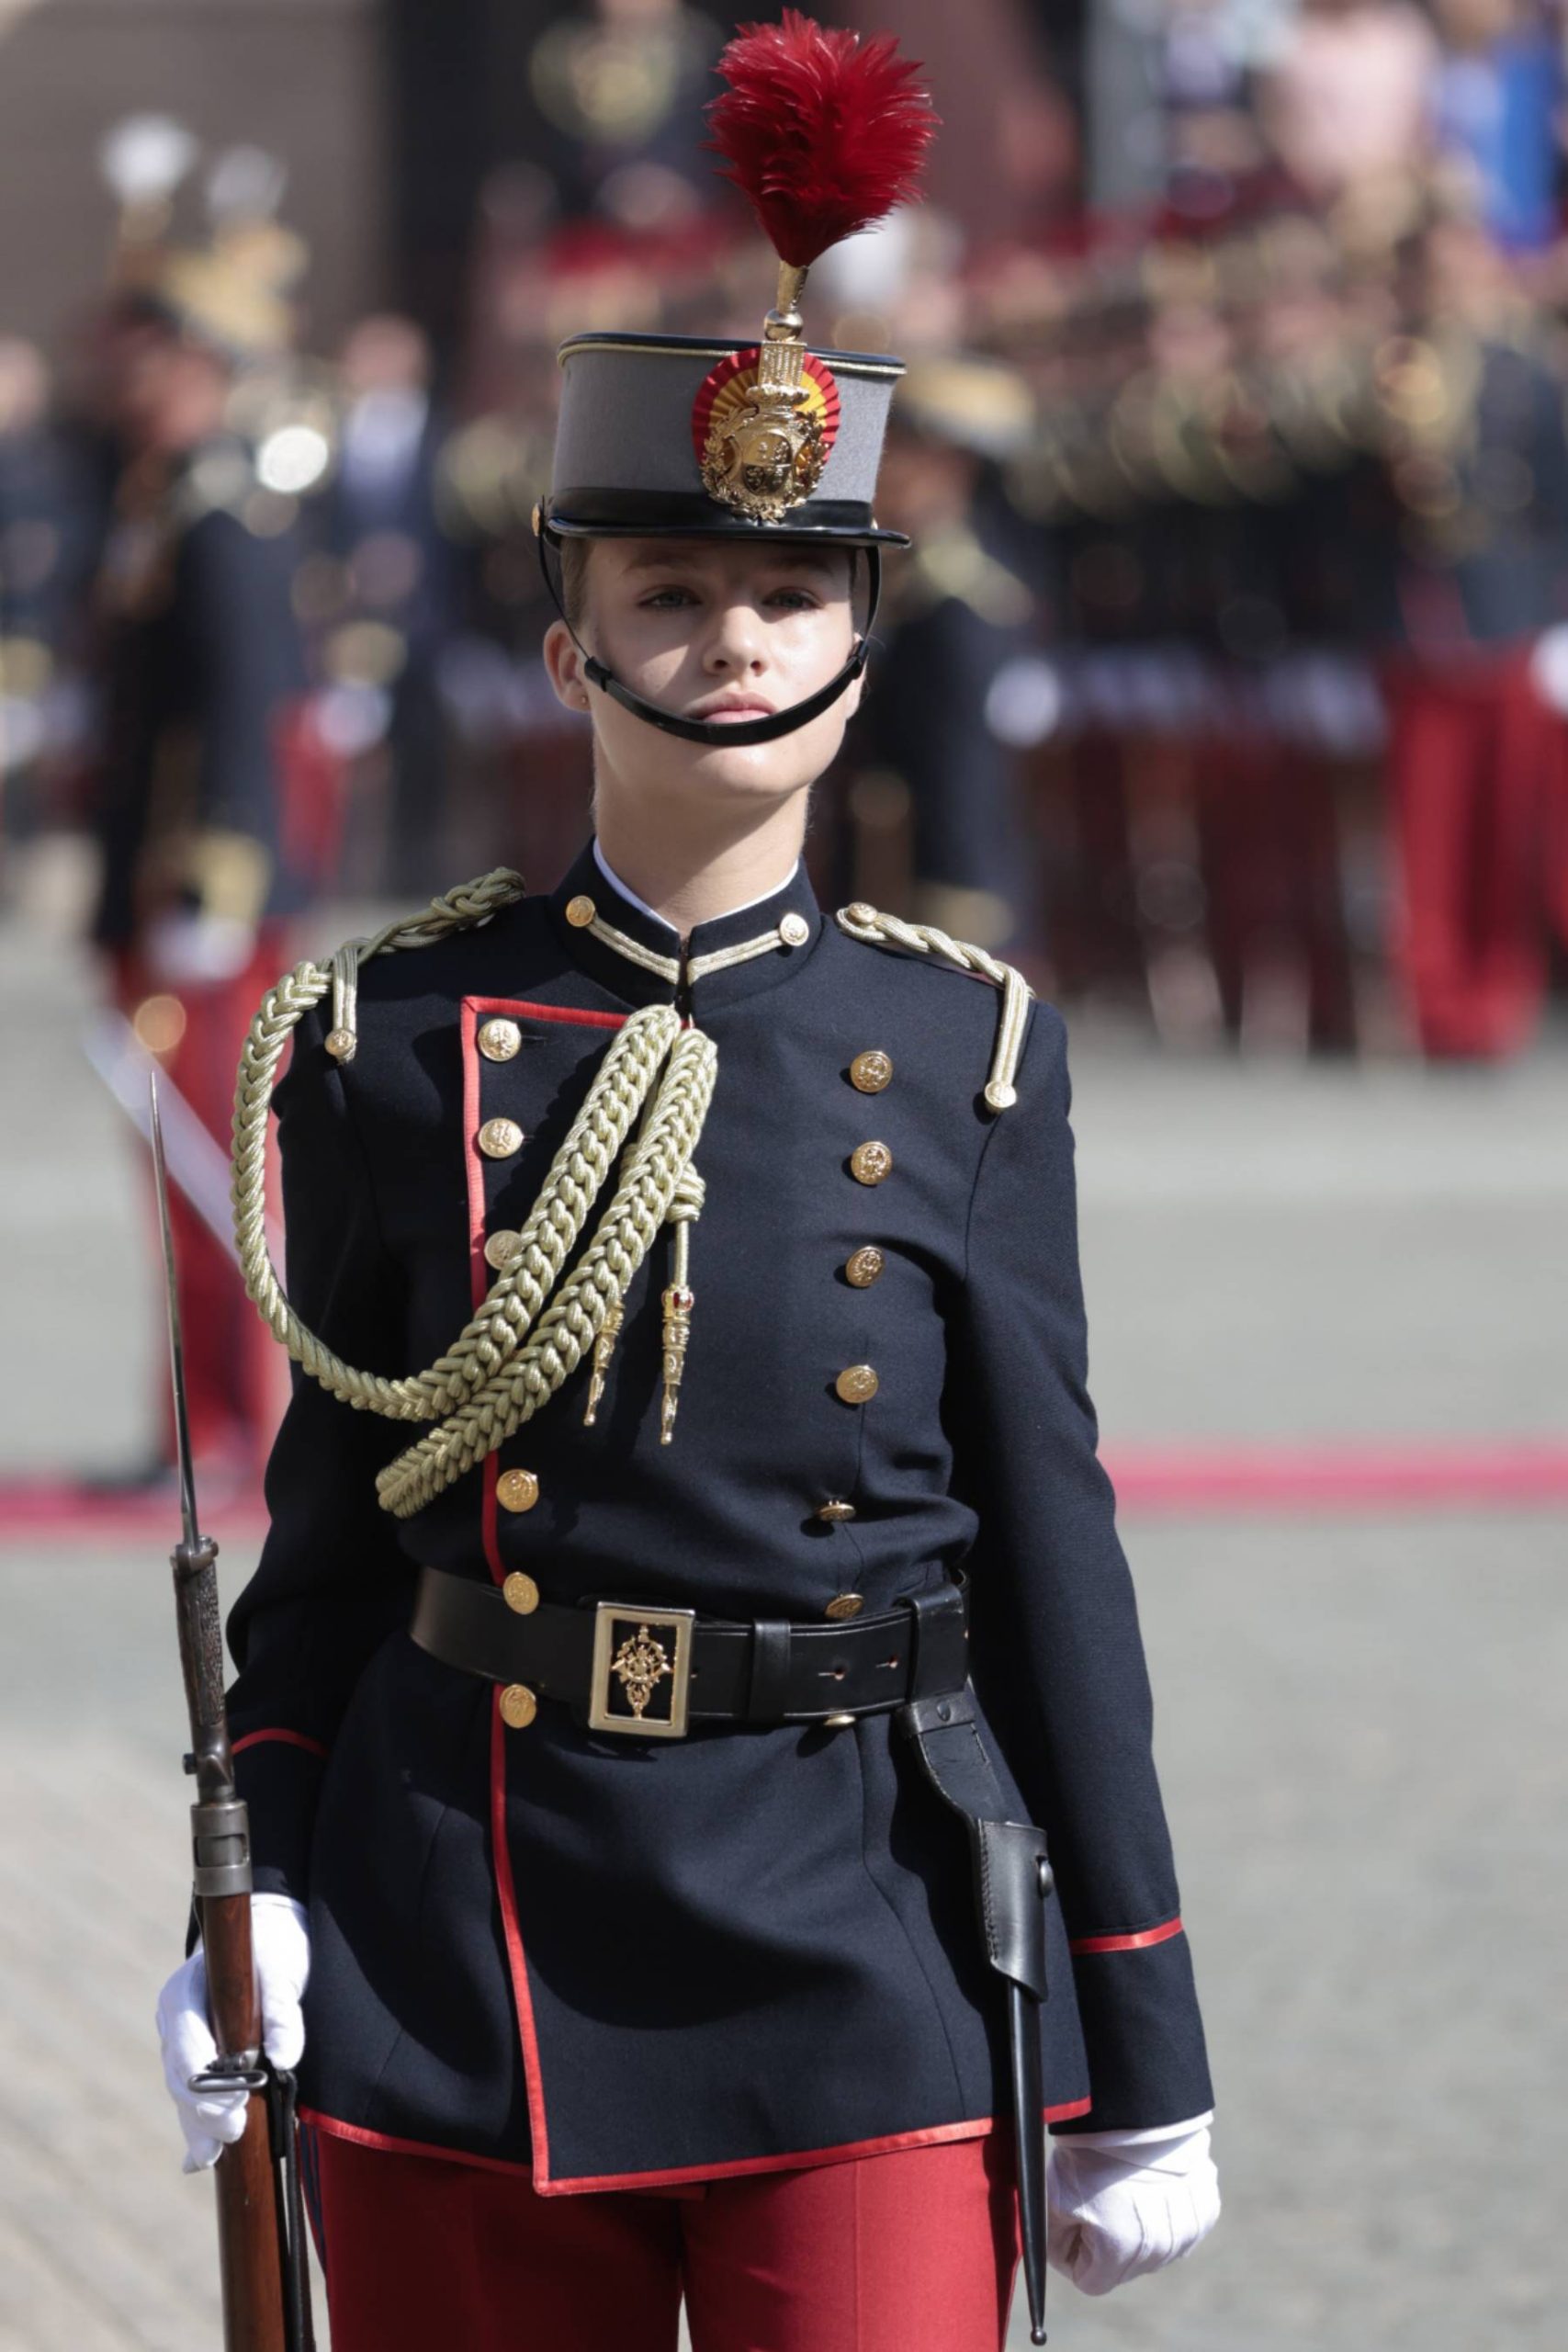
[221,841,1213,2192]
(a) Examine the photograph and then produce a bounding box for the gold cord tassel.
[583,1299,624,1426]
[660,1282,694,1445]
[659,1183,702,1444]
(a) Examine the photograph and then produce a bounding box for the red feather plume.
[705,10,939,270]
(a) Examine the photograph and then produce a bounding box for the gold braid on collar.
[585,906,807,985]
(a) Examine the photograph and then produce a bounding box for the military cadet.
[1348,209,1568,1057]
[0,337,98,870]
[86,245,312,1479]
[841,353,1042,954]
[314,313,459,895]
[155,17,1218,2346]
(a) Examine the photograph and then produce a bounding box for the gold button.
[836,1364,879,1405]
[478,1117,524,1159]
[566,894,596,928]
[984,1080,1018,1112]
[817,1500,857,1523]
[324,1026,356,1061]
[500,1683,537,1729]
[850,1049,893,1094]
[850,1140,892,1186]
[825,1593,864,1621]
[497,1467,540,1513]
[844,1246,886,1288]
[779,912,810,947]
[485,1227,524,1272]
[503,1571,540,1614]
[846,901,875,924]
[478,1017,522,1062]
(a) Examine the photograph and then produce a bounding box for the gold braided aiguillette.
[231,869,716,1517]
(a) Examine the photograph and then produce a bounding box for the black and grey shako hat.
[543,331,908,548]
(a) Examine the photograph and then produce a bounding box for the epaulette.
[833,903,1032,1112]
[317,868,528,1062]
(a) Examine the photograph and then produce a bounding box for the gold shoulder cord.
[231,869,716,1519]
[833,903,1032,1111]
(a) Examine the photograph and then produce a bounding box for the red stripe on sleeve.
[1068,1916,1184,1956]
[231,1728,331,1761]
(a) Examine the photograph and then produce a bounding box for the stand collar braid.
[547,838,822,1012]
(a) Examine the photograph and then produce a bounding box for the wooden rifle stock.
[176,1533,297,2352]
[205,1896,290,2351]
[154,1076,311,2349]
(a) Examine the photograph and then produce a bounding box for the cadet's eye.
[639,585,817,611]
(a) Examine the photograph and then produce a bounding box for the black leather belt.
[409,1564,970,1736]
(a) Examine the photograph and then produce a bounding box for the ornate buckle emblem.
[588,1602,695,1738]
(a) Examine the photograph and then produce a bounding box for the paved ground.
[1,862,1564,2350]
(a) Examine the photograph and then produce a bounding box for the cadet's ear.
[542,617,592,713]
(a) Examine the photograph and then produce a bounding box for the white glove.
[155,1894,310,2174]
[1048,2112,1219,2296]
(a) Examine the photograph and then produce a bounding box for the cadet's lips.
[691,694,777,720]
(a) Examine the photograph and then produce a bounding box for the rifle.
[152,1073,314,2351]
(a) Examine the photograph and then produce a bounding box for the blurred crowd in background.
[6,0,1568,1127]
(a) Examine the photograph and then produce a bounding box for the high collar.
[547,838,824,1015]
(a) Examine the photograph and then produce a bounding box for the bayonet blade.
[150,1072,200,1551]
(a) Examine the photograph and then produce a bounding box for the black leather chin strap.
[536,522,882,747]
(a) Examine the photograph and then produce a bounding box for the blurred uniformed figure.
[313,314,459,894]
[1350,210,1568,1057]
[523,0,727,232]
[0,338,99,866]
[840,356,1041,952]
[85,243,312,1481]
[1187,228,1363,1053]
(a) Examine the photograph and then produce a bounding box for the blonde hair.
[560,536,592,630]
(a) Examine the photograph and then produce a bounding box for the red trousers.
[1382,651,1559,1058]
[299,2121,1022,2352]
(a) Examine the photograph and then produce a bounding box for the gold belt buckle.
[588,1602,696,1737]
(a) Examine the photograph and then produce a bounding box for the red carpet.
[1105,1441,1568,1512]
[0,1480,268,1546]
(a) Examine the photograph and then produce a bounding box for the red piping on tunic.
[1069,1917,1184,1956]
[490,1695,554,2178]
[296,2096,1095,2196]
[456,992,1090,2195]
[232,1728,329,1760]
[471,997,626,1033]
[462,994,632,2190]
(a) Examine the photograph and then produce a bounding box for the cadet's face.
[545,537,862,823]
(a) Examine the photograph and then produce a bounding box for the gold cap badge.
[692,298,841,526]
